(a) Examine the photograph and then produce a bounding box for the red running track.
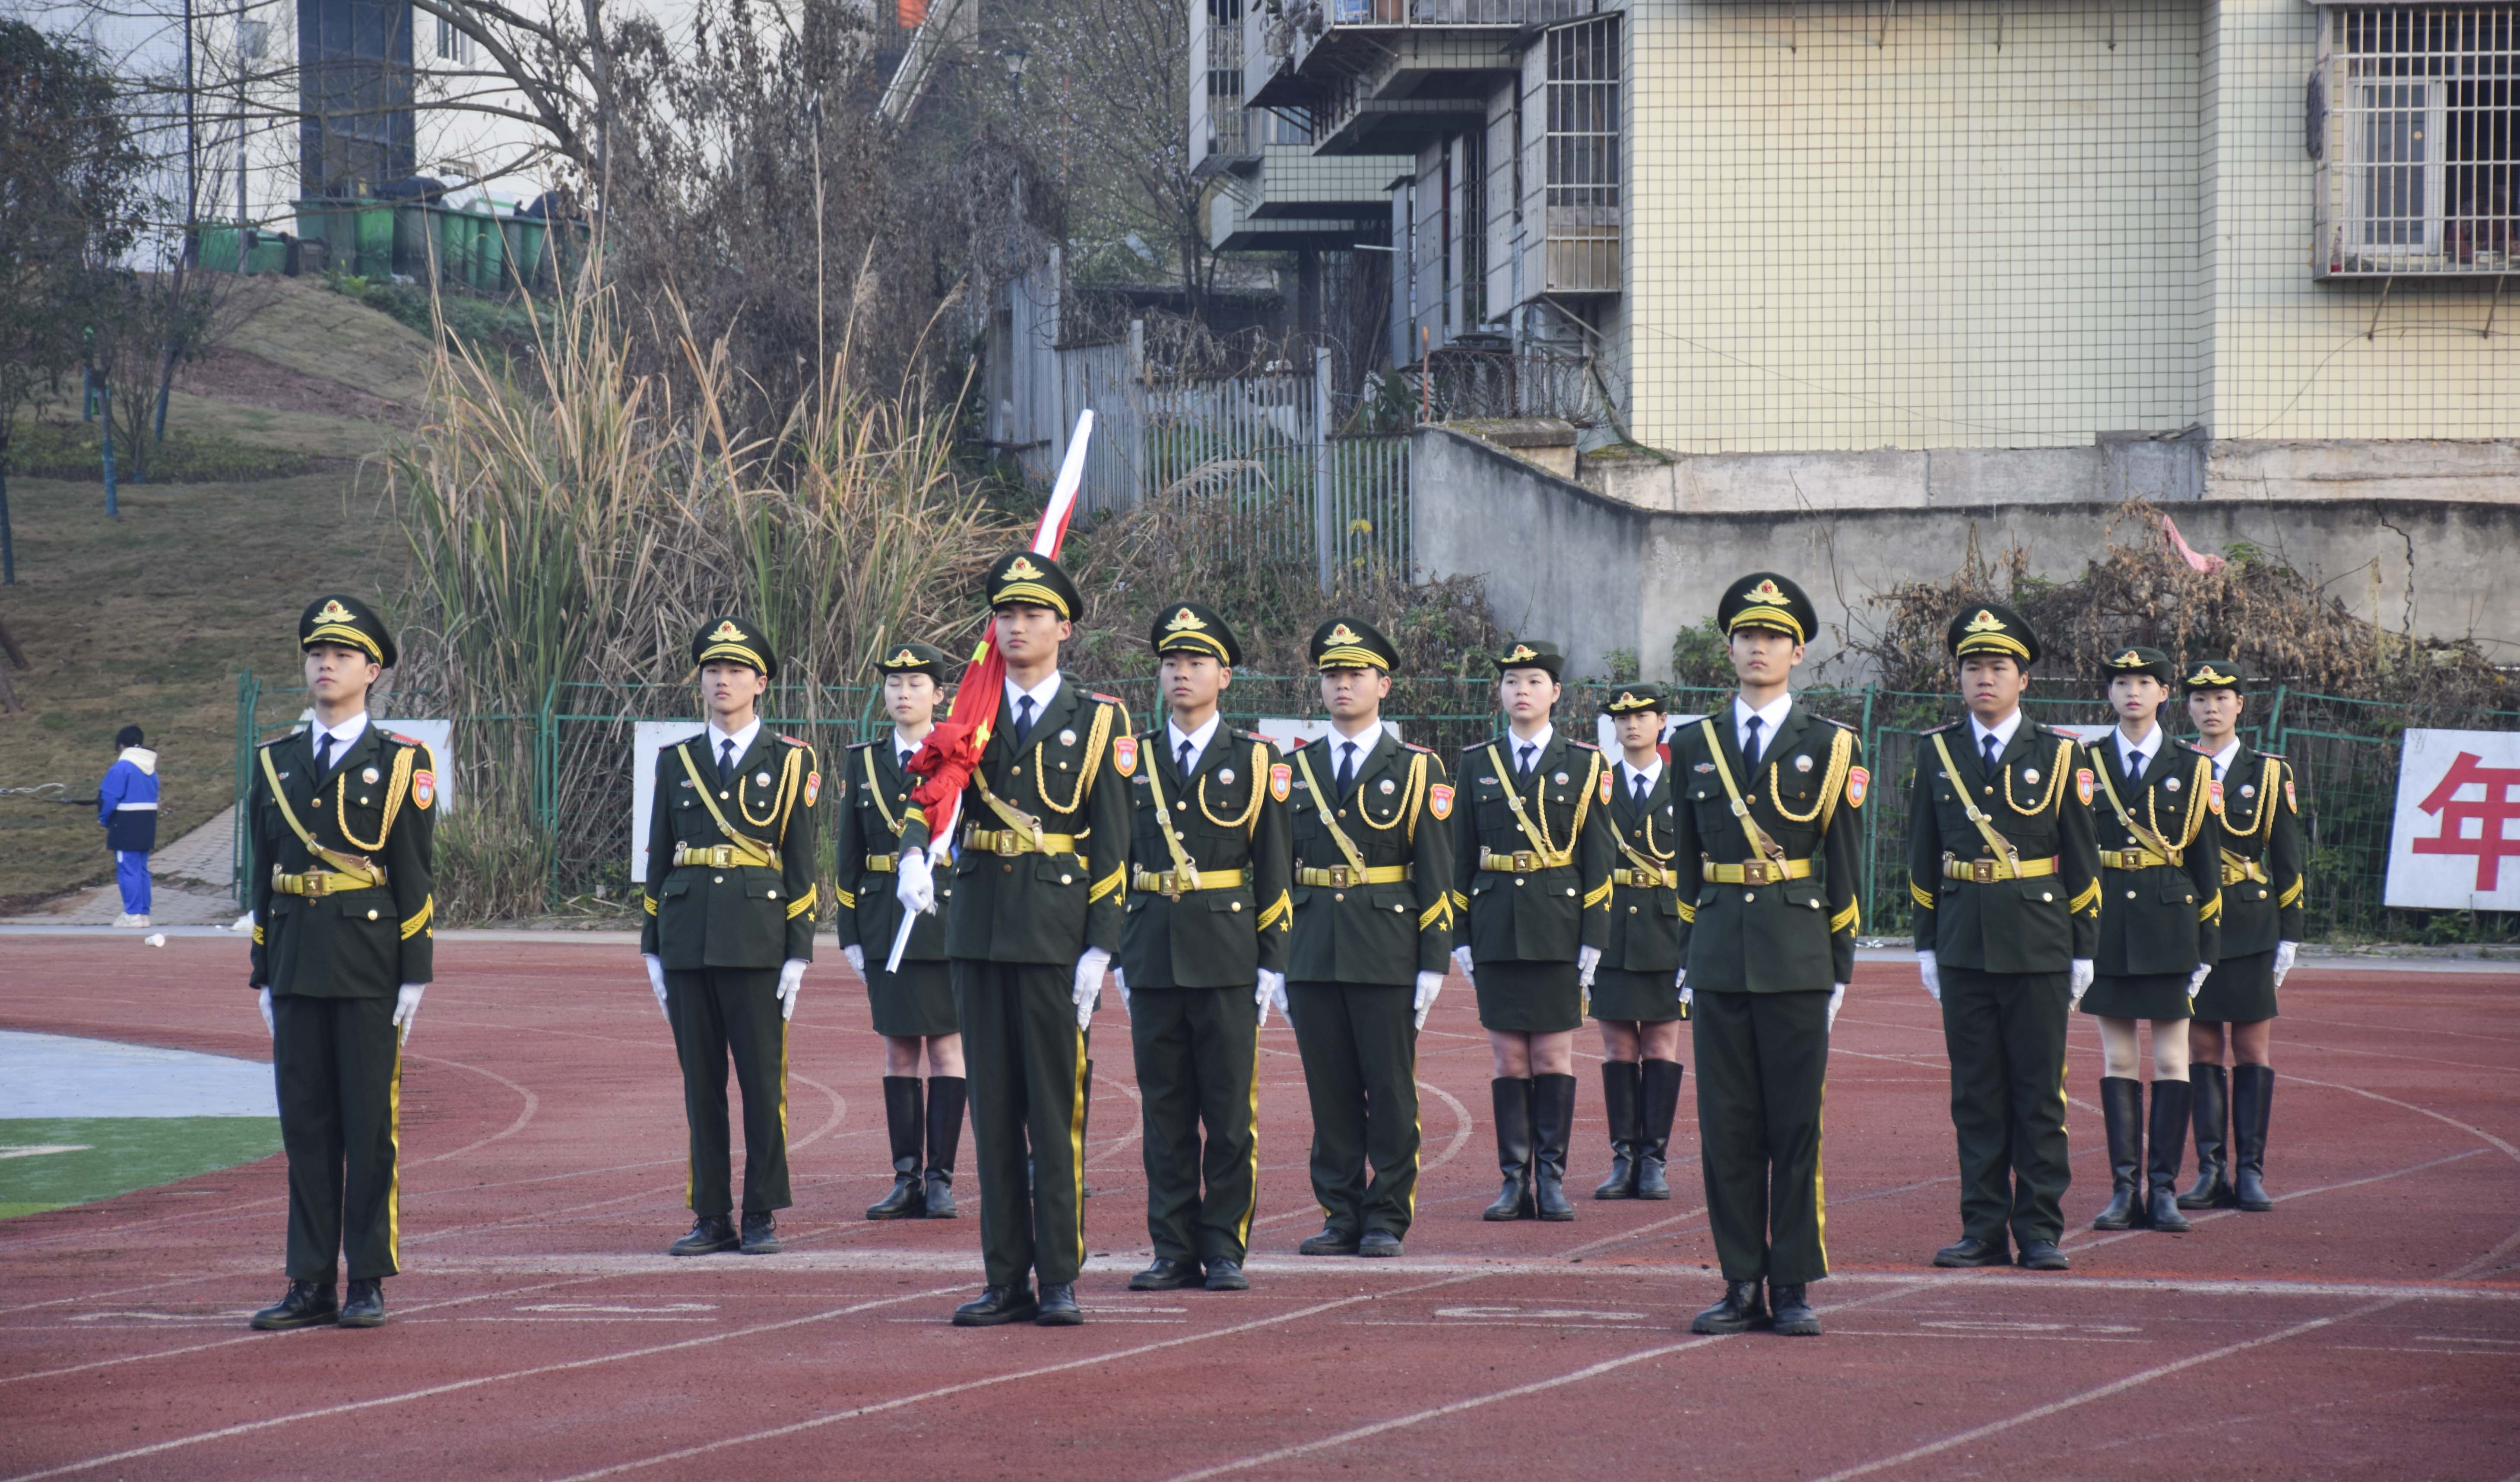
[0,935,2514,1480]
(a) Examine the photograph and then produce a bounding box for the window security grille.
[1544,13,1619,294]
[2313,5,2516,277]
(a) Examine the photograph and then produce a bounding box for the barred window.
[2315,5,2516,276]
[1544,13,1619,294]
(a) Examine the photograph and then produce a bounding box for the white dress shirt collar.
[893,726,930,767]
[1622,756,1664,794]
[307,711,369,770]
[1506,723,1555,767]
[706,716,762,763]
[1166,712,1223,775]
[1005,671,1062,716]
[2114,720,2162,775]
[2206,737,2243,779]
[1968,709,2024,758]
[1733,693,1793,754]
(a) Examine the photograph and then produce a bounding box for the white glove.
[392,983,427,1045]
[1256,969,1285,1028]
[257,986,274,1036]
[1113,966,1130,1014]
[1576,944,1601,990]
[1827,983,1846,1030]
[2272,940,2298,988]
[1452,944,1476,990]
[2187,962,2212,1000]
[1678,985,1694,1010]
[643,953,669,1021]
[895,849,936,915]
[1918,950,1942,1004]
[1271,972,1291,1020]
[1674,967,1687,991]
[843,944,866,977]
[2071,958,2095,1006]
[777,959,807,1022]
[1412,970,1442,1030]
[1072,947,1111,1029]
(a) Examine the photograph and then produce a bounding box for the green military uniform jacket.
[1121,726,1293,988]
[1908,718,2103,973]
[639,728,820,969]
[248,724,436,996]
[831,739,951,963]
[896,679,1131,964]
[1450,729,1613,963]
[2208,745,2307,956]
[2083,738,2224,975]
[1285,731,1455,984]
[1670,708,1867,990]
[1600,757,1684,975]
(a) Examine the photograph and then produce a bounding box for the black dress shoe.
[249,1279,338,1331]
[1299,1226,1360,1256]
[2017,1240,2071,1271]
[1129,1257,1203,1291]
[739,1211,783,1254]
[337,1278,386,1328]
[669,1215,739,1257]
[1033,1283,1083,1325]
[921,1170,959,1219]
[951,1284,1038,1327]
[1357,1229,1403,1258]
[1689,1280,1768,1335]
[1932,1235,2010,1268]
[1203,1259,1249,1292]
[1768,1283,1820,1336]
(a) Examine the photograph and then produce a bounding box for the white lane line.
[0,1285,968,1482]
[544,1274,1495,1481]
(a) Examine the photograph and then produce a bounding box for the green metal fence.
[231,671,2520,941]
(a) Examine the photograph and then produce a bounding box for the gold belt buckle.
[1969,858,1997,884]
[1328,865,1353,888]
[1745,861,1771,886]
[1162,870,1186,900]
[1513,850,1537,873]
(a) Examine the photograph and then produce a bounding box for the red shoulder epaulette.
[390,732,422,747]
[1094,692,1126,706]
[1921,720,1961,735]
[781,734,808,746]
[1405,742,1435,754]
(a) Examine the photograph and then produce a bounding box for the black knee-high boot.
[2179,1064,2232,1209]
[923,1075,965,1218]
[2092,1077,2144,1230]
[2145,1079,2193,1232]
[2231,1064,2275,1211]
[1594,1061,1641,1200]
[867,1076,926,1219]
[1483,1078,1534,1221]
[1531,1073,1578,1221]
[1636,1058,1683,1200]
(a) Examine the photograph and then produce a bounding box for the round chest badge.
[1220,768,1236,786]
[2024,768,2040,785]
[1794,754,1813,773]
[1379,778,1396,794]
[2240,784,2256,798]
[756,770,773,788]
[361,766,381,784]
[1553,771,1569,785]
[1059,728,1077,747]
[2165,776,2181,792]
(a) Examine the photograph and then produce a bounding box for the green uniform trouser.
[1692,988,1830,1285]
[273,994,402,1282]
[1131,985,1262,1266]
[1939,966,2072,1247]
[665,967,790,1217]
[1287,981,1418,1241]
[956,960,1089,1289]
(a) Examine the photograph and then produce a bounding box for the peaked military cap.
[1601,685,1668,716]
[1151,601,1240,665]
[1311,616,1396,673]
[1946,602,2041,667]
[300,594,396,669]
[875,640,948,682]
[2182,656,2247,690]
[985,550,1080,620]
[2102,645,2175,688]
[1718,571,1817,644]
[691,615,776,678]
[1492,639,1565,679]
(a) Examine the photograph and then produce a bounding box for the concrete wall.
[1415,426,2520,681]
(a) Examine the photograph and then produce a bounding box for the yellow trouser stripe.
[387,1046,404,1269]
[779,1018,790,1144]
[1812,1072,1827,1272]
[1238,1009,1262,1248]
[1069,1027,1089,1268]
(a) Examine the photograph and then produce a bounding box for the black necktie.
[1981,733,2000,774]
[1632,771,1649,809]
[2127,748,2146,784]
[1517,744,1537,783]
[1014,695,1037,747]
[314,732,335,779]
[900,748,916,773]
[1178,738,1195,778]
[1743,715,1764,772]
[1337,741,1357,801]
[718,738,736,785]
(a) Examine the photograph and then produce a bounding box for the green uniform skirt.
[868,960,958,1038]
[2079,972,2194,1021]
[1473,960,1583,1034]
[2190,950,2277,1023]
[1588,966,1687,1024]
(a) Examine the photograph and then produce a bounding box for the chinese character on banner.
[2384,729,2520,911]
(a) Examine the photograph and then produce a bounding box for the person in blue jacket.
[99,725,160,927]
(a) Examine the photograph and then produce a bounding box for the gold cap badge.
[710,620,747,642]
[1503,643,1539,663]
[1003,555,1044,581]
[889,647,919,665]
[1965,610,2008,634]
[1326,622,1361,645]
[2113,649,2143,666]
[1164,606,1208,633]
[1745,578,1787,603]
[316,599,354,624]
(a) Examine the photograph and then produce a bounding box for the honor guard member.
[2080,646,2223,1234]
[2179,658,2303,1214]
[1283,618,1454,1259]
[1451,640,1613,1223]
[1590,685,1688,1204]
[1911,604,2101,1273]
[836,641,965,1221]
[1670,575,1864,1338]
[1113,603,1292,1294]
[245,596,435,1331]
[638,617,820,1258]
[891,551,1131,1328]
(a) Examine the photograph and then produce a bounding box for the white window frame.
[2314,4,2517,277]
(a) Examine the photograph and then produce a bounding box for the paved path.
[0,809,241,929]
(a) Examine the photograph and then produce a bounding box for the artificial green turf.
[0,1117,282,1218]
